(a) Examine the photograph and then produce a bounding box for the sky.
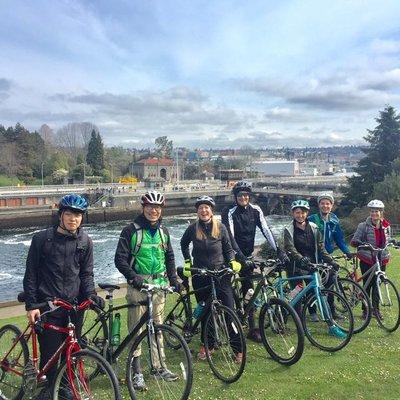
[1,0,400,148]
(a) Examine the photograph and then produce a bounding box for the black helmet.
[141,190,165,207]
[58,194,88,214]
[232,181,252,196]
[195,195,216,209]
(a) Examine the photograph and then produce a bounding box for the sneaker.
[373,309,383,320]
[155,368,179,382]
[132,373,148,391]
[197,345,213,361]
[328,325,347,339]
[247,328,262,343]
[234,352,243,364]
[310,313,319,323]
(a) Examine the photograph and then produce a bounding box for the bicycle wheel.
[126,324,193,400]
[259,297,304,366]
[336,278,372,334]
[203,304,246,383]
[53,349,120,400]
[302,289,354,352]
[373,278,400,332]
[0,325,29,400]
[79,306,108,357]
[164,296,191,349]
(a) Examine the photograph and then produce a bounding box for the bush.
[0,175,21,186]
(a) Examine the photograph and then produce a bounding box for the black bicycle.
[231,259,305,366]
[164,267,246,384]
[80,283,193,400]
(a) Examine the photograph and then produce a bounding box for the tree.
[155,136,173,158]
[343,106,400,207]
[86,130,105,176]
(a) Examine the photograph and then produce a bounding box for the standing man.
[114,190,180,391]
[221,181,289,342]
[23,194,100,400]
[308,193,352,258]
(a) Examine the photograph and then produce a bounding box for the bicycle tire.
[79,305,108,357]
[52,349,121,400]
[126,324,193,400]
[0,325,29,400]
[336,278,372,334]
[373,278,400,332]
[203,304,246,383]
[302,288,354,352]
[259,297,304,366]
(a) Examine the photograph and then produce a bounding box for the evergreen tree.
[343,106,400,208]
[86,130,105,175]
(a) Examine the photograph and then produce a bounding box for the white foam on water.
[0,272,12,281]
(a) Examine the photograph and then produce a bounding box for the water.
[0,214,290,303]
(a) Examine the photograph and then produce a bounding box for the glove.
[230,260,242,273]
[299,257,311,269]
[171,281,183,294]
[183,260,192,278]
[128,275,144,289]
[243,258,256,271]
[331,262,341,272]
[346,252,356,260]
[277,248,290,265]
[89,294,105,309]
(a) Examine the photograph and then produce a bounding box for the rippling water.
[0,214,290,302]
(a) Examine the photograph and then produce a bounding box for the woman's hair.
[195,216,221,240]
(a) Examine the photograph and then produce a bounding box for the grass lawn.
[1,249,400,400]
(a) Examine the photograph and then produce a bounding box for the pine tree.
[86,130,105,175]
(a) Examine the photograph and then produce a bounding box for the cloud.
[370,39,400,54]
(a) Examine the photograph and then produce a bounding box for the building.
[132,158,179,181]
[219,169,245,181]
[253,160,299,176]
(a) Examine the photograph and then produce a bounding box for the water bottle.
[111,313,121,346]
[288,284,303,300]
[193,301,205,319]
[244,288,254,305]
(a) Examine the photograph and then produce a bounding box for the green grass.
[2,250,400,400]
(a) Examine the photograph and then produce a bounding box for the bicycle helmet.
[195,195,216,209]
[291,199,310,211]
[367,199,384,209]
[58,194,88,214]
[317,193,334,204]
[141,190,165,207]
[232,181,252,196]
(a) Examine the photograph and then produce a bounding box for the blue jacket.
[308,212,350,255]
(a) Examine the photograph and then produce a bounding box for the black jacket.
[23,227,95,310]
[180,219,235,269]
[221,203,277,260]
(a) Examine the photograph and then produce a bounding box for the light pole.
[41,162,44,188]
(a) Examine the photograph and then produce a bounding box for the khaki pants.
[126,285,166,367]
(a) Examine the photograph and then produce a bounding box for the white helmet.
[317,193,334,204]
[141,190,165,207]
[367,199,384,209]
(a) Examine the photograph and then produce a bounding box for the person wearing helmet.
[350,200,391,319]
[221,180,288,342]
[23,194,100,400]
[181,196,243,362]
[308,193,353,259]
[283,200,343,328]
[115,190,180,390]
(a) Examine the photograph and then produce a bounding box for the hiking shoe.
[310,313,319,322]
[155,368,179,381]
[247,328,262,343]
[328,325,347,339]
[197,345,213,361]
[132,373,148,391]
[234,352,243,364]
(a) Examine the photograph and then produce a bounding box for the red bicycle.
[0,297,121,400]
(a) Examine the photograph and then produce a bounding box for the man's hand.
[27,309,40,324]
[128,276,144,289]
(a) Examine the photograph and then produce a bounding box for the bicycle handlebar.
[178,266,234,278]
[357,241,399,252]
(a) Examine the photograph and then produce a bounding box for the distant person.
[350,200,391,319]
[23,194,102,400]
[221,181,289,342]
[114,190,181,391]
[308,193,353,258]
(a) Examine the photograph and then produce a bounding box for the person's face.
[143,204,162,224]
[369,208,383,222]
[292,208,308,224]
[236,191,250,207]
[197,204,213,221]
[61,210,83,232]
[319,199,333,215]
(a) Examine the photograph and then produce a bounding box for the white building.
[253,160,299,176]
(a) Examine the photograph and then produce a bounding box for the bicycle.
[80,282,193,400]
[0,295,120,400]
[274,264,354,352]
[231,259,305,366]
[163,267,246,384]
[347,242,400,332]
